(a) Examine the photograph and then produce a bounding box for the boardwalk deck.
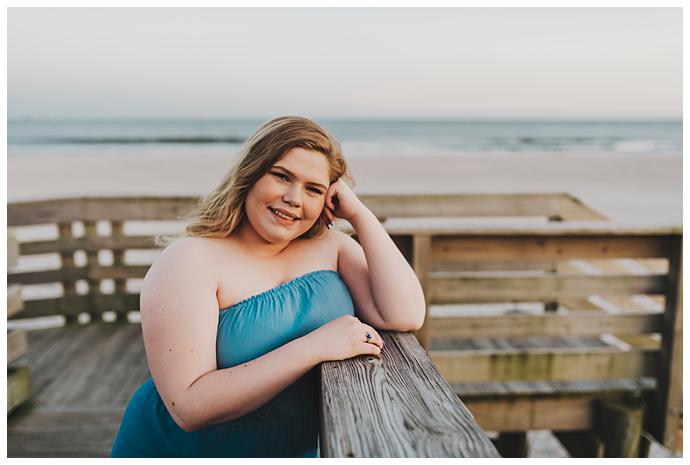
[7,323,147,458]
[8,322,500,458]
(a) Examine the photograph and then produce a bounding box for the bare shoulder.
[150,236,221,276]
[141,236,220,314]
[158,236,216,262]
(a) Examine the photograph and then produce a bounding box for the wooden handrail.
[319,331,500,457]
[7,192,605,225]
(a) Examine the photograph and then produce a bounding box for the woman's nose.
[282,186,301,207]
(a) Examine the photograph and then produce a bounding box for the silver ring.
[366,332,372,341]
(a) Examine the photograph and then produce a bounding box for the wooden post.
[594,397,645,457]
[84,221,101,323]
[7,228,32,415]
[412,234,432,350]
[111,221,129,323]
[58,222,78,325]
[651,237,683,450]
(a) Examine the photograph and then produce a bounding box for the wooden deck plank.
[7,323,150,457]
[8,409,124,458]
[29,324,119,407]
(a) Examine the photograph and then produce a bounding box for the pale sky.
[7,7,682,119]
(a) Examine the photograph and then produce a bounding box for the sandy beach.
[8,151,682,225]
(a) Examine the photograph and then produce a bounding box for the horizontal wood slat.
[454,378,657,399]
[10,294,141,320]
[426,312,663,339]
[430,347,658,383]
[377,223,682,237]
[430,273,668,303]
[360,193,566,219]
[8,197,199,225]
[9,265,150,285]
[465,396,594,432]
[432,236,673,262]
[8,193,593,226]
[19,235,160,255]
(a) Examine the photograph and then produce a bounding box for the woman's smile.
[268,207,299,226]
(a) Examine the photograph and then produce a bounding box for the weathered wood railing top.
[7,192,605,224]
[320,332,500,457]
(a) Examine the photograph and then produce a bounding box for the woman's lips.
[268,207,298,226]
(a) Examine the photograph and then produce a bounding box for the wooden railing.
[370,220,682,455]
[7,193,597,323]
[8,193,680,456]
[320,331,499,457]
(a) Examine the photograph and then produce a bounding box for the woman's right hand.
[305,314,384,362]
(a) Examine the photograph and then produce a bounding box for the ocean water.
[7,119,682,159]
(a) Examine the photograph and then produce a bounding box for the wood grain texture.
[379,223,682,236]
[7,193,588,226]
[430,273,667,303]
[429,345,658,383]
[432,235,672,262]
[319,331,500,458]
[426,312,663,339]
[8,323,150,457]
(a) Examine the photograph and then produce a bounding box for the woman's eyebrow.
[272,165,328,190]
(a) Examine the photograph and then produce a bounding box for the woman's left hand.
[322,178,367,225]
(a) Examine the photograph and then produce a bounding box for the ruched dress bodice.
[110,269,354,457]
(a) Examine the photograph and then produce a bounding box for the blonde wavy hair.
[155,116,353,248]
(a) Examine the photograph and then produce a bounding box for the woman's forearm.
[350,207,426,329]
[177,334,320,432]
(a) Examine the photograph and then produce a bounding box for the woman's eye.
[272,172,289,181]
[308,188,323,194]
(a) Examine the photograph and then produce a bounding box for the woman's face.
[243,147,331,244]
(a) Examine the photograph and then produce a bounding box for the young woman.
[110,116,425,457]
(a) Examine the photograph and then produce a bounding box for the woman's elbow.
[173,409,199,433]
[168,397,201,433]
[401,305,426,332]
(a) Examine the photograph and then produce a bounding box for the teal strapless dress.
[110,269,354,458]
